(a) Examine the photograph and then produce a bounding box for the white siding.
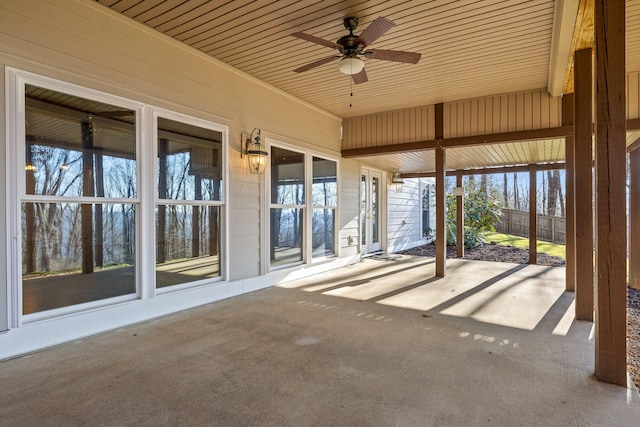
[0,0,358,359]
[387,178,428,252]
[338,159,361,258]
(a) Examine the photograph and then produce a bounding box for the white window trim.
[5,68,229,326]
[151,108,229,294]
[264,138,339,273]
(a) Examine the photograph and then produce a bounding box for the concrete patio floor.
[1,256,639,426]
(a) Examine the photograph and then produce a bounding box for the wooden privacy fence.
[494,209,566,244]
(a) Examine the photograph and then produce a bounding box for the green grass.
[484,231,566,260]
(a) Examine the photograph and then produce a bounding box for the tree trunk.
[503,173,509,208]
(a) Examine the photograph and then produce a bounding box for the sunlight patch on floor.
[440,277,565,330]
[552,299,576,336]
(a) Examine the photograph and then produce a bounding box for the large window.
[421,179,435,238]
[312,157,336,258]
[269,145,337,268]
[10,72,228,320]
[21,84,138,315]
[270,147,305,267]
[155,117,223,288]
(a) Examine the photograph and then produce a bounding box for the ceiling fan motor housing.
[343,17,359,32]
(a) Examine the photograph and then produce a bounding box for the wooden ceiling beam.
[341,126,573,158]
[401,162,566,178]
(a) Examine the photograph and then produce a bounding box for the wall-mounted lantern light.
[242,128,268,174]
[392,172,404,193]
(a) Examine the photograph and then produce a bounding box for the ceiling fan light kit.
[338,57,364,75]
[291,16,421,84]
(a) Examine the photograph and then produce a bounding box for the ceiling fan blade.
[293,55,341,73]
[291,32,343,49]
[355,17,395,47]
[352,68,368,84]
[366,49,421,64]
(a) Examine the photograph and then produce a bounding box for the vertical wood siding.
[343,90,562,149]
[627,72,640,120]
[342,105,435,150]
[443,90,562,138]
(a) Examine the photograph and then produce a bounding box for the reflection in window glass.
[312,208,335,258]
[157,117,223,201]
[155,205,221,288]
[25,85,136,198]
[312,157,336,258]
[22,202,136,314]
[22,84,138,315]
[270,208,303,266]
[271,147,304,205]
[361,175,367,246]
[372,176,379,244]
[312,157,337,206]
[422,181,434,237]
[270,147,305,267]
[156,117,224,289]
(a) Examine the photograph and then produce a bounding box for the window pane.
[22,202,136,314]
[156,205,221,288]
[25,85,136,198]
[157,117,223,201]
[270,208,303,266]
[312,157,337,206]
[372,176,379,244]
[271,147,304,205]
[422,183,433,237]
[312,208,335,258]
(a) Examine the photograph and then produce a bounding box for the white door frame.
[360,168,385,254]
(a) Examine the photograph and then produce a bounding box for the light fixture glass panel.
[338,57,365,75]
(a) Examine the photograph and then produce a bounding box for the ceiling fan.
[291,16,421,84]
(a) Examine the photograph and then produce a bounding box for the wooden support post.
[81,122,94,275]
[435,103,446,277]
[563,94,576,292]
[529,164,537,265]
[435,148,446,277]
[594,0,627,386]
[631,145,640,290]
[456,170,464,258]
[574,48,594,321]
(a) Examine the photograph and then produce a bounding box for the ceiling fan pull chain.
[350,76,354,108]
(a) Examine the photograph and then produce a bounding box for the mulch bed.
[400,243,640,391]
[399,242,565,267]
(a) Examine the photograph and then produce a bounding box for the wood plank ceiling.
[95,0,640,174]
[96,0,555,118]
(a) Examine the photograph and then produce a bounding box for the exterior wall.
[342,89,563,148]
[338,158,361,258]
[443,90,562,137]
[342,105,436,150]
[386,178,432,253]
[0,0,355,359]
